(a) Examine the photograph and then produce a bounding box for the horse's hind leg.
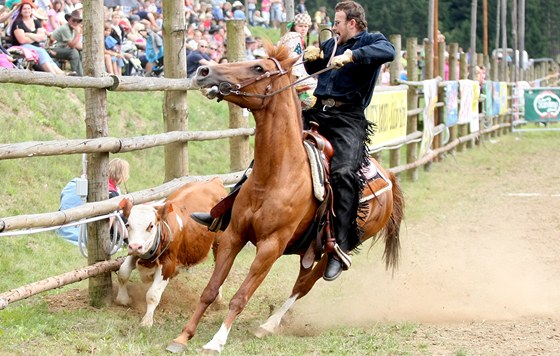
[255,255,327,338]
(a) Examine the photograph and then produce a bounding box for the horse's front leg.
[255,255,327,338]
[202,238,284,354]
[167,231,246,353]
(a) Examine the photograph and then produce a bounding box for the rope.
[0,212,126,258]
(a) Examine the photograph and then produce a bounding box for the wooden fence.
[0,24,559,309]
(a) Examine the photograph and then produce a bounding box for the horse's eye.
[254,65,264,73]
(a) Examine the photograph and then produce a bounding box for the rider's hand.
[331,49,354,68]
[303,46,323,62]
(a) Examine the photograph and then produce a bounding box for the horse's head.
[193,44,299,110]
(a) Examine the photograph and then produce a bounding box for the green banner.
[524,88,560,122]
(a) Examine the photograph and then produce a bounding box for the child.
[104,22,124,75]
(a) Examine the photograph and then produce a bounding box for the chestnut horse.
[167,45,404,353]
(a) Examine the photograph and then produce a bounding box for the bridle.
[212,57,336,100]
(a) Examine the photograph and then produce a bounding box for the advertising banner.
[365,87,408,147]
[524,88,560,122]
[445,81,459,127]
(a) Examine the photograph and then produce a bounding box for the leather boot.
[191,211,230,232]
[323,254,343,281]
[322,168,360,281]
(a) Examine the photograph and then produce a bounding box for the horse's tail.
[382,171,404,273]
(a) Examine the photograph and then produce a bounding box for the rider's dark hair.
[335,1,367,32]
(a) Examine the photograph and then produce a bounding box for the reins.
[216,30,339,99]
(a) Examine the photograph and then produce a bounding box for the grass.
[2,127,558,354]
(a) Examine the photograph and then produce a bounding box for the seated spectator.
[104,22,124,75]
[50,9,83,76]
[232,1,246,20]
[7,0,65,73]
[186,39,215,77]
[252,10,268,28]
[245,36,257,60]
[139,26,164,76]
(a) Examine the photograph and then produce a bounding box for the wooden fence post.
[423,38,433,171]
[83,0,112,308]
[388,35,401,171]
[227,20,251,171]
[406,37,419,181]
[435,41,446,160]
[448,43,459,154]
[457,52,468,153]
[163,0,188,181]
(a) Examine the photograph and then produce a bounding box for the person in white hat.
[277,12,316,109]
[232,0,246,20]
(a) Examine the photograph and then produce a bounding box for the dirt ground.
[45,137,560,355]
[286,137,560,355]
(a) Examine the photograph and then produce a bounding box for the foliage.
[299,0,560,59]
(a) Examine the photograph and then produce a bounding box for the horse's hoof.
[166,341,187,353]
[201,349,220,355]
[254,326,272,339]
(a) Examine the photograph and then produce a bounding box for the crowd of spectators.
[0,0,334,76]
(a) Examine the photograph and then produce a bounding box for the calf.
[115,178,227,327]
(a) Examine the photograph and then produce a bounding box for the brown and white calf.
[115,178,227,327]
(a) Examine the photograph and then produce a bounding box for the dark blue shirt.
[304,31,395,109]
[187,50,212,77]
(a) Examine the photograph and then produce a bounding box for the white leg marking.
[140,265,169,327]
[258,294,298,334]
[203,323,231,353]
[115,256,137,306]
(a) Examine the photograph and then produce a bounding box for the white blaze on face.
[127,205,158,255]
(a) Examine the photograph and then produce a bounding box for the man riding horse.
[192,0,395,281]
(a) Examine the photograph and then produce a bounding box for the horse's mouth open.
[200,85,219,99]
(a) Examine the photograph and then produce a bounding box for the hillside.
[0,83,239,217]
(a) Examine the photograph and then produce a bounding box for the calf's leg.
[115,255,138,306]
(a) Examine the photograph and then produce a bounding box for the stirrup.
[208,216,225,232]
[333,243,351,270]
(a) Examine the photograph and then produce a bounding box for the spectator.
[104,22,124,75]
[245,35,257,60]
[269,0,282,29]
[232,0,245,20]
[139,26,164,76]
[52,0,66,27]
[56,158,130,245]
[186,38,215,77]
[277,12,316,109]
[252,10,268,28]
[51,9,83,76]
[8,0,65,74]
[246,0,256,25]
[46,2,61,33]
[260,0,270,26]
[295,0,306,14]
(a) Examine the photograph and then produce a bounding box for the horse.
[167,44,404,353]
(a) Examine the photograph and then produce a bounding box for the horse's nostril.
[197,66,210,77]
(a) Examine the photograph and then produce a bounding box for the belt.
[320,98,351,110]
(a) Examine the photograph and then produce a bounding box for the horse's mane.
[263,42,292,65]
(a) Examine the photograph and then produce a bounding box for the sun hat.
[64,9,82,22]
[232,1,243,8]
[33,8,48,20]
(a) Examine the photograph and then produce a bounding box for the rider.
[192,0,395,282]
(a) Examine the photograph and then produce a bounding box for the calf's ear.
[119,198,133,218]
